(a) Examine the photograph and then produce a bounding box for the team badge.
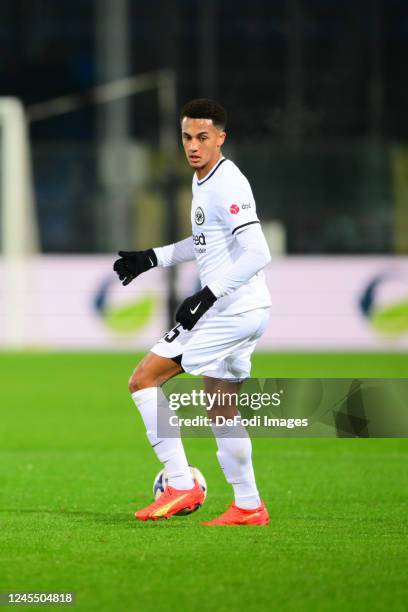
[229,203,240,215]
[195,206,205,225]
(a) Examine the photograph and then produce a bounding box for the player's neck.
[196,153,224,180]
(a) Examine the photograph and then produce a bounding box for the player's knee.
[128,366,157,393]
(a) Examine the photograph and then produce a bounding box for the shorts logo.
[242,203,252,209]
[229,204,240,215]
[195,207,205,225]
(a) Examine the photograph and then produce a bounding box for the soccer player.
[114,99,271,525]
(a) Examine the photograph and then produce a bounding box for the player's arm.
[207,223,271,297]
[175,224,270,330]
[176,189,270,330]
[114,237,194,286]
[207,187,271,298]
[154,236,195,267]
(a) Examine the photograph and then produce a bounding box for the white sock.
[132,387,194,490]
[212,422,261,510]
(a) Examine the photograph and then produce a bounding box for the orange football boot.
[202,501,269,526]
[135,479,205,521]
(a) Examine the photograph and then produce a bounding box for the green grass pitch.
[0,352,407,611]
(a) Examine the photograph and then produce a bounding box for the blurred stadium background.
[1,3,407,611]
[1,0,408,350]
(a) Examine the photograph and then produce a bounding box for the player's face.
[181,117,226,178]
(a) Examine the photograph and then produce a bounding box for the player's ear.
[218,130,226,147]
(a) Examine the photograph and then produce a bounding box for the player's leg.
[138,309,268,521]
[197,309,270,525]
[204,376,262,509]
[129,352,195,503]
[203,375,269,526]
[129,351,183,391]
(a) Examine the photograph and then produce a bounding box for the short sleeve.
[217,184,260,235]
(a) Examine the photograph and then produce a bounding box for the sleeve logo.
[229,203,240,214]
[195,206,205,225]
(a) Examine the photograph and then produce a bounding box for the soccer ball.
[152,465,207,515]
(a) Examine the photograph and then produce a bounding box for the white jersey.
[191,157,271,315]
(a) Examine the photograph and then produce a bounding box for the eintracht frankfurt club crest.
[195,206,205,225]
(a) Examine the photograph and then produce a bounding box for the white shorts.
[151,307,270,380]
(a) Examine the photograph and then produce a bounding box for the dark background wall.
[1,0,407,253]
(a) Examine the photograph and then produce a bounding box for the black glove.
[113,248,157,286]
[176,286,217,330]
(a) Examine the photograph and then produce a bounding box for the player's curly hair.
[179,99,227,130]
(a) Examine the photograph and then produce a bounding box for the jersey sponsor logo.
[242,203,252,210]
[229,203,240,214]
[193,232,206,246]
[195,206,205,225]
